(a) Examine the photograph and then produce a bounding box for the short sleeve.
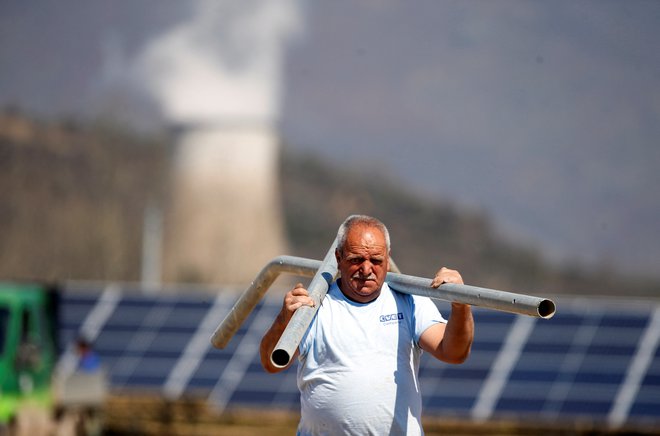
[412,295,446,343]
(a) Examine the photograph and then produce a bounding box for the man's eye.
[371,259,383,265]
[350,258,363,265]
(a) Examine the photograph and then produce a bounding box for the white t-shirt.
[296,281,446,436]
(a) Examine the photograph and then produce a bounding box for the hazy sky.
[283,1,660,278]
[1,0,659,279]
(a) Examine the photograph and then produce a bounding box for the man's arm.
[418,267,474,364]
[259,283,315,373]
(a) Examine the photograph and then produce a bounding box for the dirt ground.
[100,395,659,436]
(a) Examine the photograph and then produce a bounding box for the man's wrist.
[451,302,471,311]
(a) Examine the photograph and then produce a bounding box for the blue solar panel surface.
[58,284,660,428]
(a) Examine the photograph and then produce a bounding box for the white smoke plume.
[121,0,305,284]
[131,0,303,125]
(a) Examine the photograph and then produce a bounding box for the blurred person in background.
[74,337,101,373]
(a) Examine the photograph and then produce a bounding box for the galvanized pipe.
[386,272,556,319]
[211,254,556,365]
[210,255,320,349]
[270,239,339,368]
[270,269,555,368]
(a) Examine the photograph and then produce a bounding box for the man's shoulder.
[383,282,414,304]
[325,280,343,301]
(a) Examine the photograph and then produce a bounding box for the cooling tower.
[163,122,287,285]
[129,0,302,286]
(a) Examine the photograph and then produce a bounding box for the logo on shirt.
[380,312,404,325]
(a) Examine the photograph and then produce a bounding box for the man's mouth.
[352,274,376,282]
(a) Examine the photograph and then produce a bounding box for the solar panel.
[58,285,660,429]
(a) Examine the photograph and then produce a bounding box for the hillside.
[0,110,170,282]
[1,110,657,296]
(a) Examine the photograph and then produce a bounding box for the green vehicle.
[0,282,59,429]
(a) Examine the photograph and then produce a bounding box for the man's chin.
[351,283,379,297]
[340,279,382,302]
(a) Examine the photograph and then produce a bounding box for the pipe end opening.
[538,299,556,319]
[271,349,291,368]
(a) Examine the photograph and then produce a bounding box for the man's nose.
[360,260,373,274]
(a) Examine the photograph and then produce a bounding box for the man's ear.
[335,249,341,263]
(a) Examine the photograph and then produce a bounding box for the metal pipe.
[386,272,556,319]
[210,253,403,352]
[210,255,556,364]
[210,255,320,349]
[270,239,339,368]
[269,270,555,368]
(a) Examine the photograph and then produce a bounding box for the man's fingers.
[431,267,464,287]
[285,283,316,311]
[287,298,315,311]
[289,301,304,311]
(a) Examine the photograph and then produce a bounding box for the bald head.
[336,215,390,255]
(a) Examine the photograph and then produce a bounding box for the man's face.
[336,224,389,303]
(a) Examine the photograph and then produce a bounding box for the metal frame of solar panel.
[58,284,660,429]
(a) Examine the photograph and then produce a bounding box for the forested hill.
[1,110,656,297]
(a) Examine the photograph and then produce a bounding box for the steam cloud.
[130,0,303,124]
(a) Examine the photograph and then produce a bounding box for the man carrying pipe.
[259,215,474,435]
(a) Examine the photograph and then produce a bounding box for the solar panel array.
[58,283,660,429]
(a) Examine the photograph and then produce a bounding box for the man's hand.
[431,266,464,287]
[282,283,316,323]
[419,266,474,364]
[431,267,470,311]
